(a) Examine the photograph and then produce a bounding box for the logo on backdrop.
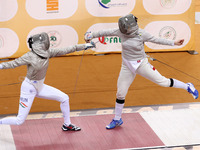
[48,31,61,48]
[99,36,121,44]
[160,0,177,9]
[46,0,59,13]
[98,0,127,9]
[159,26,176,40]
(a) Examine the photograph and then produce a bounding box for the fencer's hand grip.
[85,41,96,50]
[84,31,93,43]
[174,39,184,46]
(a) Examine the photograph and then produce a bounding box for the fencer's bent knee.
[16,118,25,125]
[117,83,130,100]
[63,94,69,100]
[61,94,69,103]
[116,90,127,100]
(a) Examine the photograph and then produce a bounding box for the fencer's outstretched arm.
[85,28,119,42]
[0,53,30,69]
[142,29,175,46]
[49,42,95,58]
[142,29,184,46]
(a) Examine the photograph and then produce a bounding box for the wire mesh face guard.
[118,14,138,34]
[28,32,50,51]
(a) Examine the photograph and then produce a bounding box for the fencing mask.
[118,14,138,35]
[28,32,50,51]
[28,32,50,58]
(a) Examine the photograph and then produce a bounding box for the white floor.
[141,108,200,147]
[0,125,16,150]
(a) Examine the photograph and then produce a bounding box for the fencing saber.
[0,76,24,86]
[0,82,21,86]
[72,41,97,97]
[72,49,86,97]
[147,54,200,82]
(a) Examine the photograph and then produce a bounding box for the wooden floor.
[10,114,164,150]
[0,51,200,114]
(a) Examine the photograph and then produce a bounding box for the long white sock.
[60,99,71,126]
[114,102,124,120]
[172,79,188,90]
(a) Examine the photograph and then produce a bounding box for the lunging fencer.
[84,14,199,129]
[0,32,95,131]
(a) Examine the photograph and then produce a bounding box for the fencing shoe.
[106,118,123,129]
[62,124,81,131]
[187,83,199,99]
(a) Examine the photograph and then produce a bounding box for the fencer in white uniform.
[84,14,199,129]
[0,32,95,131]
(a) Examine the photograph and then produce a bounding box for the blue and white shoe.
[187,83,199,99]
[106,118,123,129]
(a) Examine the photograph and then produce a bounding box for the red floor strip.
[11,113,164,150]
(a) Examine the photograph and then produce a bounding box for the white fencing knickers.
[0,77,71,125]
[116,57,170,100]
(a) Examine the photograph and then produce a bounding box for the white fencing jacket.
[92,28,174,61]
